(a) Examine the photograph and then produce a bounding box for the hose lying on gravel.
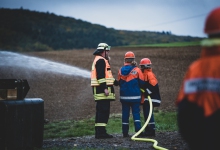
[131,96,168,150]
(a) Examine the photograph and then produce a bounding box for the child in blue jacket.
[118,51,145,137]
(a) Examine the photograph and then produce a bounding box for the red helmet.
[139,58,152,65]
[204,7,220,35]
[124,51,135,59]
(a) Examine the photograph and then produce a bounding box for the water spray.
[0,51,90,78]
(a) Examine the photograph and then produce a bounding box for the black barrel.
[0,98,44,150]
[0,79,30,100]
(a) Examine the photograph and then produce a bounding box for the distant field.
[0,46,201,121]
[122,41,202,48]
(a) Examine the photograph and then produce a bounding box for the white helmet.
[93,43,111,55]
[97,43,111,50]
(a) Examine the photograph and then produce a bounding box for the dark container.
[0,79,30,100]
[0,98,44,150]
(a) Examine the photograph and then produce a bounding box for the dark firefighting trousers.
[143,102,155,131]
[95,100,110,134]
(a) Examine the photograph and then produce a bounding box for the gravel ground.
[43,132,189,150]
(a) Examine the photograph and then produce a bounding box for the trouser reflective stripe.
[95,123,107,126]
[121,102,141,133]
[132,103,141,132]
[122,122,129,125]
[95,101,110,127]
[122,122,129,135]
[134,120,141,122]
[143,103,155,129]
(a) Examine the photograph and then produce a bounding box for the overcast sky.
[1,0,220,37]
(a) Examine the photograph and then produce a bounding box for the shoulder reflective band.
[184,78,220,94]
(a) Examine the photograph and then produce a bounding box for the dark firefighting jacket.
[175,39,220,150]
[176,46,220,117]
[141,69,161,107]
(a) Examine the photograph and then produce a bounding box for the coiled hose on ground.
[131,96,168,150]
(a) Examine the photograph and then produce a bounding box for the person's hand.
[104,89,109,96]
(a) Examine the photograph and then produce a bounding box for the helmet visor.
[97,45,111,50]
[105,46,111,50]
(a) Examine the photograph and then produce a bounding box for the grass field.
[122,41,201,48]
[43,111,177,139]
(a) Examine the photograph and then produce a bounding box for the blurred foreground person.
[91,43,118,139]
[118,51,145,137]
[176,7,220,150]
[139,58,161,136]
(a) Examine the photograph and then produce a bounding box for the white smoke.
[0,51,91,78]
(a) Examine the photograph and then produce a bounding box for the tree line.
[0,8,203,52]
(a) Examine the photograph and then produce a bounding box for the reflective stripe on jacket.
[91,55,114,86]
[118,64,145,103]
[91,55,116,101]
[93,86,115,100]
[176,45,220,117]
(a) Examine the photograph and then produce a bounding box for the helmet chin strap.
[104,49,109,60]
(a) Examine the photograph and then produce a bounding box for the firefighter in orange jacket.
[176,7,220,150]
[139,58,161,136]
[91,43,118,139]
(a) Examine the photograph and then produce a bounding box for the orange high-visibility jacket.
[91,55,115,101]
[91,55,115,86]
[176,46,220,117]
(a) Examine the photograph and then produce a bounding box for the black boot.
[144,126,155,136]
[136,132,145,137]
[95,127,113,139]
[123,133,130,138]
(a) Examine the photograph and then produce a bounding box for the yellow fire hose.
[131,96,168,150]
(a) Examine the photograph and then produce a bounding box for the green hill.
[0,8,203,52]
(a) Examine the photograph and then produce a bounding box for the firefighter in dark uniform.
[91,43,118,139]
[176,7,220,150]
[139,58,161,136]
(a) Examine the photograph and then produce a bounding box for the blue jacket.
[118,64,145,103]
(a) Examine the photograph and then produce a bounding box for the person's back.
[139,58,161,136]
[176,7,220,150]
[119,65,143,101]
[118,51,145,137]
